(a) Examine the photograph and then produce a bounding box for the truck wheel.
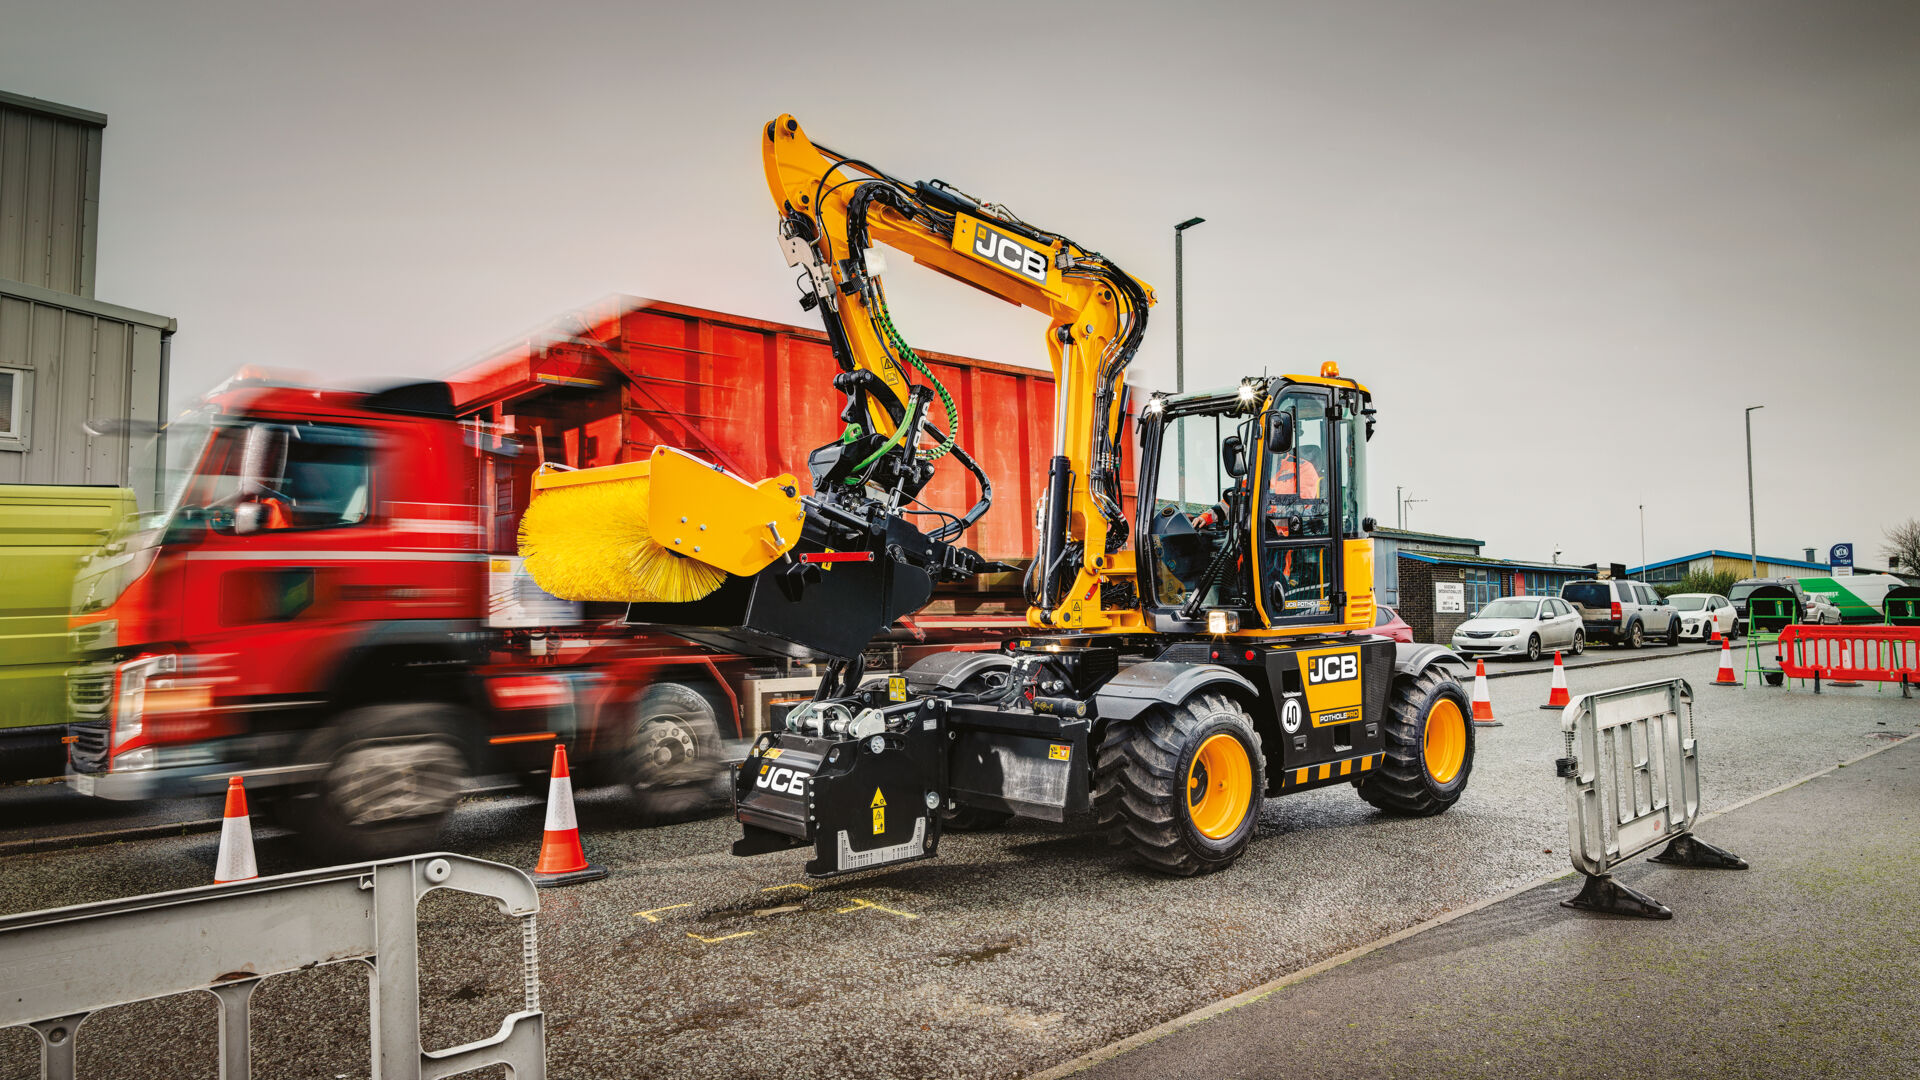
[293,703,473,862]
[1094,693,1264,876]
[943,805,1016,831]
[624,682,725,826]
[1357,668,1473,817]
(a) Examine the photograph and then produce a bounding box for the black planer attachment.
[732,690,952,877]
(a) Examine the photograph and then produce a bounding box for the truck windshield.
[126,406,217,527]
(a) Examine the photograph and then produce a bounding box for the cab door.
[1254,387,1339,627]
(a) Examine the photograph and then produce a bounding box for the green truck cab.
[0,485,134,781]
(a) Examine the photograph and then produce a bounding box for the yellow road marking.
[835,897,918,920]
[760,883,814,893]
[634,904,691,923]
[686,930,756,944]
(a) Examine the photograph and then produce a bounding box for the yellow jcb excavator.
[519,115,1475,876]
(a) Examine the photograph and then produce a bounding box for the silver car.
[1451,596,1585,661]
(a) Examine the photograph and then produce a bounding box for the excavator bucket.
[518,447,804,604]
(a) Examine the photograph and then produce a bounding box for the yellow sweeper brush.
[518,447,806,604]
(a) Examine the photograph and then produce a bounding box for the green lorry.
[0,485,134,782]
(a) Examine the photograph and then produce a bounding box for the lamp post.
[1639,504,1646,580]
[1174,217,1205,394]
[1745,405,1764,578]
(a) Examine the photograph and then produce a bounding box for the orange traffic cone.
[1471,659,1499,726]
[1712,637,1739,686]
[1540,652,1571,710]
[1710,629,1722,645]
[214,776,258,884]
[533,745,607,887]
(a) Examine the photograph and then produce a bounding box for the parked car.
[1372,605,1413,644]
[1729,577,1809,633]
[1802,592,1843,625]
[1451,596,1584,661]
[1668,593,1739,641]
[1560,579,1679,648]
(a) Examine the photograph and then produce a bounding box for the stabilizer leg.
[1649,833,1749,870]
[1561,873,1672,919]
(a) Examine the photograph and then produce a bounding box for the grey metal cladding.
[1094,661,1258,722]
[0,95,104,298]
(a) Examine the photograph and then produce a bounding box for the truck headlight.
[112,654,178,755]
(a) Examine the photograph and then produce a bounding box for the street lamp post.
[1639,504,1646,579]
[1745,406,1764,579]
[1174,217,1205,394]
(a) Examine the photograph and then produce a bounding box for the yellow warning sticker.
[872,807,885,834]
[759,763,770,775]
[762,747,783,759]
[1049,744,1071,762]
[489,559,510,573]
[871,789,887,808]
[888,675,907,702]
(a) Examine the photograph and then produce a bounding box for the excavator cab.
[1138,373,1374,635]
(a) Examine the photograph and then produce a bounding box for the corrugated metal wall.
[0,280,171,485]
[0,91,104,298]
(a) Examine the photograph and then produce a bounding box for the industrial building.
[1630,549,1901,586]
[0,90,173,487]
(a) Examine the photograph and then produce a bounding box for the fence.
[1774,625,1920,697]
[0,852,545,1080]
[1556,678,1745,918]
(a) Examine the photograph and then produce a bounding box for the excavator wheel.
[1356,667,1474,816]
[1094,692,1264,876]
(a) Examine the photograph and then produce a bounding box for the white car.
[1668,593,1739,641]
[1802,592,1843,625]
[1451,596,1585,661]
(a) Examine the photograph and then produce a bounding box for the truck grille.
[1157,643,1213,664]
[68,665,113,722]
[69,721,110,773]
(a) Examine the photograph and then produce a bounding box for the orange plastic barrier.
[1773,625,1920,696]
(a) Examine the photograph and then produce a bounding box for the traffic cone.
[1711,637,1739,687]
[1540,652,1571,710]
[1710,629,1722,645]
[532,745,608,887]
[1471,659,1500,727]
[214,777,258,884]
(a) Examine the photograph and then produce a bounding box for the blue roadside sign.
[1830,542,1854,568]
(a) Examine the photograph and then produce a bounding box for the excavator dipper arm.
[763,115,1155,630]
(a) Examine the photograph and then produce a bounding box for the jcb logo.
[1307,653,1358,685]
[755,765,809,795]
[970,222,1049,284]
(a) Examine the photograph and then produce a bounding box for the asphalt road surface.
[2,649,1914,1080]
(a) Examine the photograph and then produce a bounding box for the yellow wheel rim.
[1423,698,1467,785]
[1187,733,1253,840]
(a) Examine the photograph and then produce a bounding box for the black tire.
[1525,634,1542,662]
[1665,620,1680,647]
[1764,671,1785,687]
[1357,667,1474,817]
[1572,629,1586,656]
[1094,693,1264,876]
[623,682,726,826]
[291,703,473,862]
[1627,622,1645,649]
[943,805,1016,831]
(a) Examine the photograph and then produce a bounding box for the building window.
[1463,568,1503,614]
[0,367,28,451]
[1516,571,1560,596]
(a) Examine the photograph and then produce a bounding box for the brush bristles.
[518,476,728,603]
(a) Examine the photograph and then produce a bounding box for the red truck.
[63,299,1058,858]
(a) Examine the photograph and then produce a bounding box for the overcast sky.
[5,0,1917,568]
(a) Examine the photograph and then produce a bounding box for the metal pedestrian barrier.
[0,853,545,1080]
[1774,624,1920,697]
[1555,678,1746,918]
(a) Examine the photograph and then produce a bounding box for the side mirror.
[240,424,290,497]
[1265,411,1292,454]
[1221,435,1247,479]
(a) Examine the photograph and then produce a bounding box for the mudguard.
[903,650,1014,693]
[1393,641,1470,679]
[1093,661,1259,723]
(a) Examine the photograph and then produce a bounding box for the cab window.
[192,422,375,534]
[1147,412,1251,611]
